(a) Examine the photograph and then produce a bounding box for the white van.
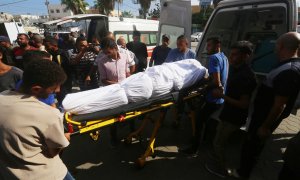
[0,22,26,44]
[160,0,298,75]
[44,15,159,57]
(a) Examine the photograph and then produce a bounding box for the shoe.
[227,168,241,178]
[205,162,228,178]
[178,145,198,155]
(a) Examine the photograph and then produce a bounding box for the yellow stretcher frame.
[64,89,204,168]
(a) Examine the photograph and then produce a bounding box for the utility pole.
[45,0,49,15]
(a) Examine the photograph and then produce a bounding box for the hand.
[64,133,71,141]
[257,126,271,140]
[85,75,91,85]
[212,88,224,98]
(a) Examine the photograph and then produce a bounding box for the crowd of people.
[0,29,299,180]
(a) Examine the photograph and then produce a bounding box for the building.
[48,4,73,20]
[0,12,14,22]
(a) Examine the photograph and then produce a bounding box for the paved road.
[62,106,300,180]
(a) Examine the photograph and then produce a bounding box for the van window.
[198,3,288,74]
[87,17,108,43]
[114,31,157,46]
[150,34,157,44]
[160,24,184,48]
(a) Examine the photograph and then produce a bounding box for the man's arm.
[214,89,251,109]
[258,96,288,139]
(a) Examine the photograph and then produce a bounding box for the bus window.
[140,34,150,45]
[115,33,128,42]
[87,17,108,43]
[150,33,157,45]
[160,25,184,48]
[129,34,133,42]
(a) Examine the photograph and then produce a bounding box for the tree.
[133,0,154,19]
[213,0,223,8]
[148,3,160,19]
[122,10,134,18]
[94,0,123,15]
[61,0,89,14]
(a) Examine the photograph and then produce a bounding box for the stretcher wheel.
[124,137,132,145]
[135,158,146,168]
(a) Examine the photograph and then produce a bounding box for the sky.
[0,0,200,16]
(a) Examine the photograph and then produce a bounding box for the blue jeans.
[64,171,75,180]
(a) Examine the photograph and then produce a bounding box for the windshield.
[197,3,288,74]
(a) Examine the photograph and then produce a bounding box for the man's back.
[126,41,147,72]
[251,58,300,131]
[0,91,69,180]
[206,52,229,104]
[165,48,196,63]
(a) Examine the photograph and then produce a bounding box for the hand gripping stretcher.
[64,80,208,168]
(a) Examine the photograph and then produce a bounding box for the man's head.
[28,31,33,38]
[0,36,11,48]
[101,37,118,59]
[53,33,59,40]
[106,31,115,40]
[44,37,59,53]
[275,32,300,61]
[21,59,66,99]
[23,50,52,68]
[206,37,221,55]
[117,36,126,48]
[17,33,30,48]
[176,35,188,53]
[229,41,253,67]
[76,36,88,52]
[162,34,170,46]
[32,34,43,48]
[133,31,141,42]
[0,46,4,61]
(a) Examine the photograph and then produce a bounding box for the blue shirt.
[15,80,56,106]
[165,48,196,63]
[206,52,229,104]
[151,45,171,65]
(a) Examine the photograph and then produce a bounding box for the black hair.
[207,37,221,45]
[231,41,254,55]
[44,37,58,46]
[76,36,87,45]
[100,37,117,50]
[133,31,141,37]
[177,35,186,41]
[18,33,29,40]
[22,59,66,92]
[23,50,51,68]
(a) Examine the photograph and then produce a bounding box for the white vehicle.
[191,32,202,42]
[159,0,298,75]
[43,14,159,57]
[0,22,25,44]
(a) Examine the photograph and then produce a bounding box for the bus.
[43,14,159,57]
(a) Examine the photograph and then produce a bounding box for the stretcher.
[64,80,208,168]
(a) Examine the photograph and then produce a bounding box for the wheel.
[124,137,132,145]
[135,158,146,169]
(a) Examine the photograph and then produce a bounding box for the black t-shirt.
[220,64,257,126]
[151,45,171,65]
[249,58,300,133]
[126,41,148,72]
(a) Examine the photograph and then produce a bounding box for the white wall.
[48,4,73,20]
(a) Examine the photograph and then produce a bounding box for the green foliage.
[192,7,214,26]
[148,3,160,18]
[61,0,89,14]
[122,10,134,18]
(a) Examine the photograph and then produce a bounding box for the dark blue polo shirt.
[249,58,300,133]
